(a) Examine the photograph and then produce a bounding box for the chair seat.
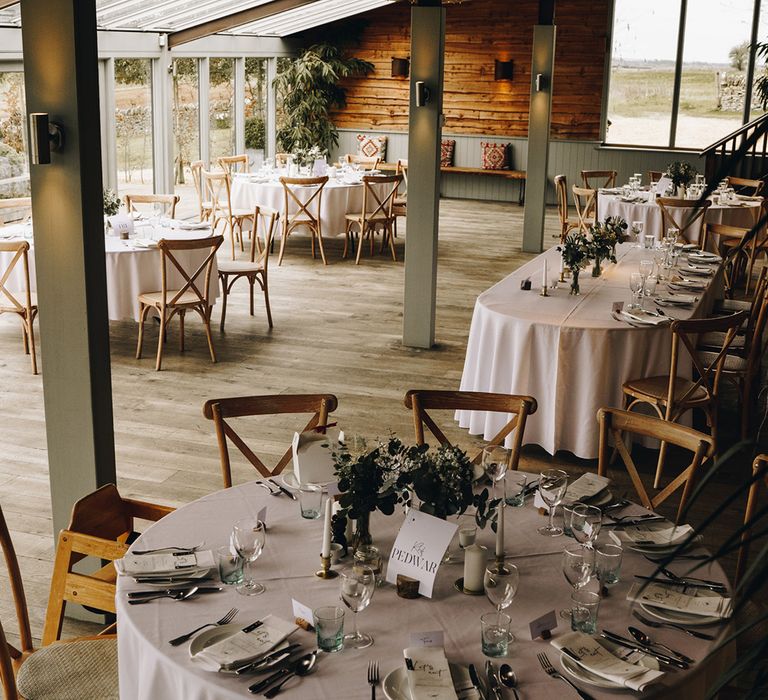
[16,637,118,700]
[138,290,205,307]
[392,204,407,216]
[623,375,709,405]
[218,260,264,274]
[345,213,392,224]
[394,196,407,206]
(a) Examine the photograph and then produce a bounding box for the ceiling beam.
[0,1,19,10]
[167,0,320,48]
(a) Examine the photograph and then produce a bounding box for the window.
[0,71,30,213]
[245,57,267,161]
[209,57,235,163]
[173,57,200,216]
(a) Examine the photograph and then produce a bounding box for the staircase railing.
[700,112,768,183]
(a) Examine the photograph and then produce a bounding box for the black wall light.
[391,57,410,78]
[494,59,514,81]
[29,113,64,165]
[415,81,431,107]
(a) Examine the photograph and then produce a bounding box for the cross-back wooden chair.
[726,176,764,197]
[735,454,768,585]
[392,159,408,239]
[717,200,768,294]
[403,390,537,467]
[621,310,748,488]
[554,175,577,242]
[202,394,339,487]
[597,408,713,524]
[204,169,253,259]
[571,185,596,232]
[344,174,402,264]
[0,241,38,374]
[136,234,223,371]
[190,160,213,222]
[124,193,179,219]
[278,175,329,266]
[648,170,664,186]
[344,154,380,170]
[656,197,712,246]
[218,154,249,176]
[702,221,755,295]
[218,205,278,333]
[581,170,616,190]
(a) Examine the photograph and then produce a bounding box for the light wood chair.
[344,174,402,264]
[392,159,408,239]
[621,310,748,488]
[218,206,278,333]
[656,197,712,246]
[702,221,755,296]
[218,154,249,176]
[571,185,596,232]
[597,408,714,524]
[581,170,616,190]
[403,390,537,467]
[726,176,764,197]
[204,169,254,259]
[278,176,329,266]
[735,454,768,585]
[0,241,38,374]
[275,153,290,167]
[190,160,213,222]
[344,154,380,170]
[124,193,179,219]
[554,175,578,242]
[202,394,339,487]
[717,200,768,294]
[136,234,223,371]
[648,171,664,186]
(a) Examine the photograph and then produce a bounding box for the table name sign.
[291,428,341,485]
[529,609,557,640]
[109,215,134,239]
[386,510,458,598]
[654,176,672,195]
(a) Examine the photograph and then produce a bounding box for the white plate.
[560,640,658,690]
[189,623,291,673]
[640,587,722,626]
[585,489,613,506]
[382,663,465,700]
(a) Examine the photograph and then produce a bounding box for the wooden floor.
[0,199,763,645]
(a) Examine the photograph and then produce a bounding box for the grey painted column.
[199,57,210,165]
[402,1,445,349]
[152,45,174,194]
[522,25,556,253]
[266,57,278,158]
[20,0,116,535]
[235,57,246,155]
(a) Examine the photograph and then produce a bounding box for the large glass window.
[114,58,153,195]
[0,71,30,216]
[209,57,234,163]
[275,57,293,153]
[173,57,200,218]
[245,57,268,164]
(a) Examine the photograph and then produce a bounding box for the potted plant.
[665,161,697,196]
[558,230,591,294]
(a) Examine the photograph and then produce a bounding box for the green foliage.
[589,216,628,264]
[103,188,121,217]
[273,43,373,153]
[754,41,768,109]
[665,160,697,187]
[558,230,591,270]
[729,41,750,72]
[114,58,149,85]
[245,116,265,150]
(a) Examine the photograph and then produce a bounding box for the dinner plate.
[382,663,465,700]
[560,639,658,690]
[640,588,722,626]
[189,624,291,672]
[279,472,334,490]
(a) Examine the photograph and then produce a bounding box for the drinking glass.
[459,525,477,549]
[482,446,509,500]
[562,503,578,537]
[571,590,600,634]
[560,543,593,619]
[631,220,644,247]
[481,612,511,657]
[595,544,623,586]
[570,504,602,551]
[298,484,323,520]
[232,518,266,595]
[314,606,345,653]
[628,272,644,310]
[643,276,657,307]
[340,565,376,649]
[216,545,243,585]
[537,469,568,537]
[484,564,519,642]
[639,259,654,281]
[504,472,528,507]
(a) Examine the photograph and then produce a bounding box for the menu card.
[115,550,215,576]
[403,646,458,700]
[610,523,692,548]
[562,473,610,505]
[627,582,732,618]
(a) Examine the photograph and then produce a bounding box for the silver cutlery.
[128,586,221,599]
[248,651,317,696]
[368,660,379,700]
[633,574,726,594]
[234,644,303,675]
[167,607,239,646]
[263,653,317,698]
[537,652,595,700]
[599,630,688,669]
[628,626,695,664]
[128,587,200,604]
[247,653,309,693]
[612,311,645,328]
[658,566,725,590]
[256,481,279,495]
[130,543,204,555]
[499,663,520,700]
[485,660,502,700]
[468,663,487,700]
[133,575,215,585]
[632,611,716,640]
[268,478,297,500]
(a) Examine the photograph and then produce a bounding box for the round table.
[457,243,723,459]
[117,480,733,699]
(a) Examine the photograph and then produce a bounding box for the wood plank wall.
[317,0,610,141]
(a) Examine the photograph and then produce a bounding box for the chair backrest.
[203,169,234,218]
[0,241,34,317]
[581,169,616,190]
[396,159,408,192]
[656,197,712,246]
[190,160,207,219]
[648,170,664,185]
[247,206,279,268]
[344,154,380,170]
[572,185,596,231]
[743,275,768,375]
[726,175,764,196]
[279,176,328,231]
[358,174,402,221]
[403,390,537,467]
[736,454,768,585]
[597,408,713,523]
[157,235,224,308]
[554,174,569,224]
[124,193,179,219]
[218,154,249,176]
[202,394,339,487]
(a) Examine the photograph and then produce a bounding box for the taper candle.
[321,497,332,558]
[495,501,505,558]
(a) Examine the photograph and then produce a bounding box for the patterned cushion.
[440,139,456,167]
[481,141,510,170]
[356,134,388,160]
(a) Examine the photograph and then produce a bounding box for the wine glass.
[339,566,376,649]
[570,504,602,553]
[482,446,509,501]
[639,259,653,282]
[232,518,266,596]
[631,220,644,247]
[484,564,520,642]
[560,544,594,619]
[537,469,568,537]
[628,272,644,310]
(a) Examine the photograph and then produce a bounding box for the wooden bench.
[378,163,526,205]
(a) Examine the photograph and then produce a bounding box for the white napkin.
[194,615,298,671]
[403,647,458,700]
[131,238,158,248]
[610,523,692,549]
[562,473,610,505]
[627,582,732,619]
[669,280,706,291]
[619,310,670,326]
[115,550,215,577]
[680,264,714,276]
[551,632,664,691]
[688,252,721,263]
[657,293,697,305]
[174,220,210,231]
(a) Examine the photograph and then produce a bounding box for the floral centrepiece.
[293,145,326,169]
[558,230,590,295]
[103,188,121,217]
[665,161,697,190]
[589,216,629,276]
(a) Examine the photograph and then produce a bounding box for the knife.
[599,631,689,669]
[633,575,727,594]
[485,660,502,700]
[133,575,215,585]
[242,620,264,634]
[468,664,487,700]
[234,643,303,675]
[603,516,667,529]
[128,586,222,598]
[269,478,297,500]
[248,655,304,694]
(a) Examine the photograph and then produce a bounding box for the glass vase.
[351,510,372,552]
[570,268,580,295]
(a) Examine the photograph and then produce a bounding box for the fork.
[368,660,379,699]
[537,652,595,700]
[631,611,716,640]
[168,607,238,646]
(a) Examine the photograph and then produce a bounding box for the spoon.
[628,626,695,664]
[261,651,317,698]
[128,586,199,604]
[498,663,520,700]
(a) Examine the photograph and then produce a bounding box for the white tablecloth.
[0,224,218,322]
[597,193,760,249]
[457,243,722,459]
[116,481,733,700]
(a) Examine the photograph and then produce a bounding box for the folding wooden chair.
[656,197,712,246]
[218,154,249,176]
[0,241,38,374]
[344,174,402,264]
[204,169,253,258]
[392,159,408,239]
[554,175,578,242]
[648,170,664,186]
[716,199,768,294]
[278,176,329,265]
[571,185,596,233]
[581,170,617,190]
[124,193,179,219]
[202,394,339,487]
[403,390,537,467]
[726,176,764,197]
[190,160,213,223]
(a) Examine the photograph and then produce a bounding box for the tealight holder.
[488,553,511,575]
[315,553,338,579]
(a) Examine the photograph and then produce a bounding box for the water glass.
[596,544,623,586]
[561,503,578,537]
[631,220,644,247]
[643,276,657,306]
[481,612,511,657]
[232,518,266,596]
[537,469,568,537]
[504,472,528,507]
[482,445,509,499]
[570,504,602,549]
[571,590,600,634]
[314,606,345,653]
[216,545,243,585]
[628,272,644,310]
[298,483,323,520]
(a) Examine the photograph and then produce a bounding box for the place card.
[562,473,611,505]
[654,176,672,195]
[409,630,444,648]
[292,598,314,628]
[109,214,134,238]
[326,481,341,498]
[386,510,458,597]
[627,582,732,618]
[529,610,557,640]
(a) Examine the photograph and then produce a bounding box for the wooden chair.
[596,408,714,524]
[735,454,768,585]
[403,390,537,467]
[554,175,578,242]
[204,169,253,259]
[136,234,223,371]
[702,221,755,296]
[648,170,664,186]
[202,394,339,487]
[581,169,616,190]
[392,159,408,239]
[344,154,380,170]
[344,174,402,264]
[726,176,764,197]
[656,197,712,246]
[0,241,38,374]
[190,160,213,222]
[218,154,249,176]
[571,185,596,233]
[124,193,179,219]
[218,206,278,333]
[717,200,768,294]
[278,176,329,266]
[621,310,748,488]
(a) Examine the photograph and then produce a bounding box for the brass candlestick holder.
[315,553,338,579]
[540,285,549,297]
[559,269,566,283]
[489,553,511,575]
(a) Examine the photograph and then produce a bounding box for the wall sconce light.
[535,73,549,92]
[29,113,64,165]
[494,59,514,81]
[415,81,430,107]
[391,57,410,78]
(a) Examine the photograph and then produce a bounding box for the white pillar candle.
[559,256,565,274]
[495,501,505,558]
[542,259,548,288]
[463,543,487,593]
[321,497,332,558]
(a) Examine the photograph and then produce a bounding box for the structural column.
[20,0,116,535]
[403,0,445,348]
